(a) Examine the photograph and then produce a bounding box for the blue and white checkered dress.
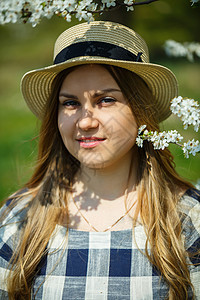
[0,189,200,299]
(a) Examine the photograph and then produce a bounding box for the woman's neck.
[74,149,139,201]
[65,149,139,231]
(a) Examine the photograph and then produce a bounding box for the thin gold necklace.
[71,189,135,232]
[72,156,135,232]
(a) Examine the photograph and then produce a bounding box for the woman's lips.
[76,137,106,148]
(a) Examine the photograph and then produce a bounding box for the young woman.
[0,21,199,300]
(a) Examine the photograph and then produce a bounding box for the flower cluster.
[0,0,95,25]
[182,139,200,158]
[170,97,200,132]
[0,0,198,26]
[164,40,200,62]
[136,126,183,149]
[136,97,200,158]
[0,0,138,26]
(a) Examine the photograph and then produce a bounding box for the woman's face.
[58,64,138,169]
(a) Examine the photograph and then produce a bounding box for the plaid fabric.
[0,189,200,299]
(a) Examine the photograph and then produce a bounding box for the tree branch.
[134,0,159,5]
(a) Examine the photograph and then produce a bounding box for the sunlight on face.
[58,64,138,170]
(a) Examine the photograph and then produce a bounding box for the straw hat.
[21,21,178,121]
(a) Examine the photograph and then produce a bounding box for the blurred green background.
[0,0,200,203]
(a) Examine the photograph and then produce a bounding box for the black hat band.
[54,41,143,64]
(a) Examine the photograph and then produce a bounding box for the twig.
[134,0,159,5]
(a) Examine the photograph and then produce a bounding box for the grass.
[0,19,199,203]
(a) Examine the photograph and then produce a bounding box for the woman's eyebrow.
[92,88,122,97]
[59,92,78,99]
[59,88,121,99]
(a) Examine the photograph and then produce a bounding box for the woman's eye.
[62,100,80,108]
[98,97,116,106]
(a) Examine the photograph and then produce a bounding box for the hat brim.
[21,56,178,121]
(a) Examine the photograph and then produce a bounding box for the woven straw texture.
[21,21,178,121]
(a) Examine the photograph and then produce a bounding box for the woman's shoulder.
[183,188,200,201]
[179,188,200,215]
[0,189,32,243]
[0,189,32,225]
[179,188,200,251]
[0,189,32,265]
[179,188,200,227]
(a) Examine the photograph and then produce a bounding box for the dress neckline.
[55,223,144,233]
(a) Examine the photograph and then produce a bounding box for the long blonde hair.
[1,65,195,299]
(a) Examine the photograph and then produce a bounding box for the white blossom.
[170,97,200,132]
[164,40,187,58]
[29,11,43,27]
[61,9,67,16]
[99,3,106,10]
[87,2,98,11]
[64,12,72,22]
[138,125,147,135]
[124,0,134,11]
[182,139,200,158]
[8,0,22,13]
[75,8,87,21]
[165,130,183,144]
[60,9,72,22]
[136,136,143,147]
[0,1,10,11]
[53,0,67,10]
[1,0,198,26]
[84,12,94,22]
[136,118,200,158]
[136,97,199,158]
[75,7,93,21]
[0,0,137,25]
[65,0,77,12]
[151,132,169,150]
[0,14,5,24]
[101,0,116,8]
[164,40,200,62]
[191,0,200,5]
[43,6,55,19]
[126,5,134,11]
[4,11,18,24]
[78,0,93,9]
[136,127,199,157]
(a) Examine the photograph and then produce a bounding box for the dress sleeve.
[0,203,16,298]
[181,189,200,299]
[0,196,29,298]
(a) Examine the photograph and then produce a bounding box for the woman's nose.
[78,109,99,131]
